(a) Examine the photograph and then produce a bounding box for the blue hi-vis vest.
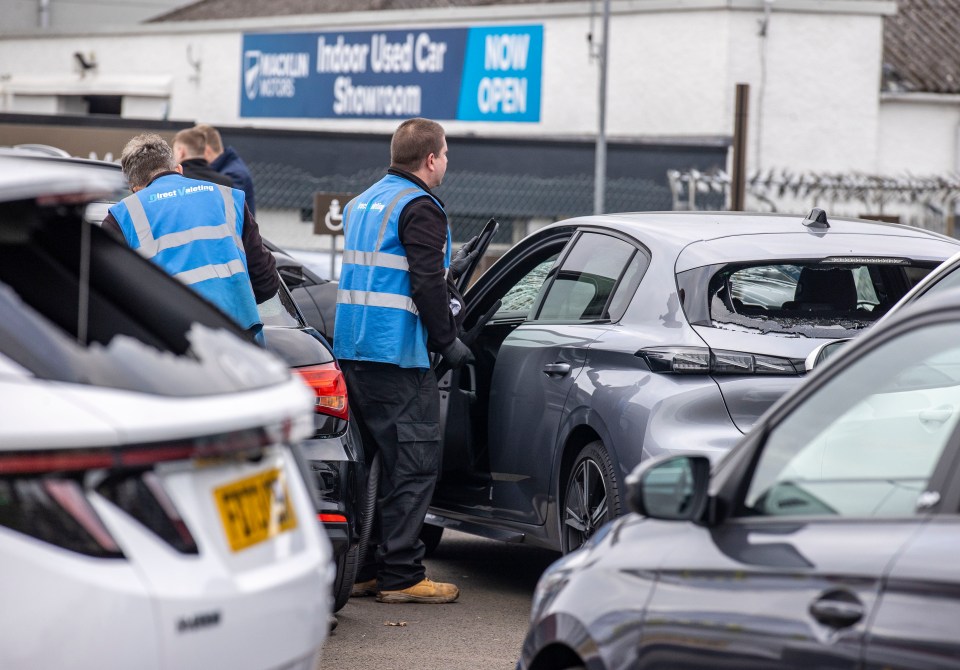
[334,174,451,369]
[108,174,261,331]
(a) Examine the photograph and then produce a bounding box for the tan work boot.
[350,578,378,598]
[377,578,459,604]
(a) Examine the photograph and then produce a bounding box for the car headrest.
[794,267,857,310]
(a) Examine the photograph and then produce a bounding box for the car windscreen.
[679,260,937,338]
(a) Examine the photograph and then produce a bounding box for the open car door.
[434,223,577,519]
[434,218,500,507]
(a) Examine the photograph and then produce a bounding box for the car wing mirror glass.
[625,454,711,521]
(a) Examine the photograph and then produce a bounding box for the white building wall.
[878,94,960,174]
[0,0,927,194]
[605,9,732,138]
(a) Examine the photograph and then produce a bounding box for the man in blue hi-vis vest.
[102,133,278,343]
[335,118,476,604]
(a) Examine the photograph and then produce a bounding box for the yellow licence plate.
[214,467,297,552]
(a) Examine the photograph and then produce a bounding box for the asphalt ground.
[318,530,560,670]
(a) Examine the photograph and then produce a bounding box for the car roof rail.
[13,143,72,158]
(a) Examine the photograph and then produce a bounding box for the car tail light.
[638,347,802,375]
[294,362,349,420]
[0,477,124,558]
[0,427,276,557]
[0,427,273,475]
[97,471,199,555]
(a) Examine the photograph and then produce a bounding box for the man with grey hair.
[102,132,278,342]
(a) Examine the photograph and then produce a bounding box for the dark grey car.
[428,210,960,554]
[519,286,960,670]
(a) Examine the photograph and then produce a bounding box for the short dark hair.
[390,118,445,172]
[119,133,176,189]
[172,127,206,159]
[194,123,223,153]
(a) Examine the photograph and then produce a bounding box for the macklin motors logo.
[244,50,261,101]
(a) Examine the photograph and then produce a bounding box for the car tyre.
[419,523,444,556]
[561,440,621,554]
[331,544,360,612]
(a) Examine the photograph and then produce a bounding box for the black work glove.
[449,235,480,280]
[439,338,475,369]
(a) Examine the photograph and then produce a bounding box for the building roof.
[149,0,576,23]
[882,0,960,94]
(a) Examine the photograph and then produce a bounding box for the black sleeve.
[240,203,280,303]
[399,196,458,351]
[101,212,125,241]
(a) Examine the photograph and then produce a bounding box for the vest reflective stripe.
[341,249,410,271]
[336,288,419,314]
[375,187,420,253]
[175,259,248,286]
[217,185,238,240]
[121,186,244,259]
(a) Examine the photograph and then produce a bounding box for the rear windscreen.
[684,261,936,338]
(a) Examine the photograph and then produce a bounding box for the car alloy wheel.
[561,441,621,554]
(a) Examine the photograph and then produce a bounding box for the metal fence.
[252,162,674,245]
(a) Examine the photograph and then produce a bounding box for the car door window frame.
[530,228,650,324]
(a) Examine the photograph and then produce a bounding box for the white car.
[0,155,333,668]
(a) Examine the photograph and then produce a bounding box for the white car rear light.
[0,426,285,558]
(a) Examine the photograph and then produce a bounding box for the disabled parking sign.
[240,24,542,123]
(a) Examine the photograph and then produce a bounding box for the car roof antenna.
[802,208,829,229]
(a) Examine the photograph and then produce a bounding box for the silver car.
[428,209,960,553]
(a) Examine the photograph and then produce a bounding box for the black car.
[520,286,960,670]
[264,238,338,343]
[258,281,365,612]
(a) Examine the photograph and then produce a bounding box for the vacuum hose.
[356,451,380,568]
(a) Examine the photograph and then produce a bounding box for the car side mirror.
[625,454,711,521]
[804,338,849,371]
[278,264,306,289]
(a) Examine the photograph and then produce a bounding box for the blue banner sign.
[240,25,542,122]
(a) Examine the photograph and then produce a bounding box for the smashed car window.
[497,254,559,317]
[706,261,934,338]
[258,289,301,328]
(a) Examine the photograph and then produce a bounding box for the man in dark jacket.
[195,123,256,215]
[172,127,233,188]
[102,133,278,342]
[335,118,476,604]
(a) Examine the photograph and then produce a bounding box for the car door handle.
[919,406,955,427]
[809,594,864,628]
[542,362,571,376]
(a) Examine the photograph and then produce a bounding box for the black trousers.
[341,360,441,591]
